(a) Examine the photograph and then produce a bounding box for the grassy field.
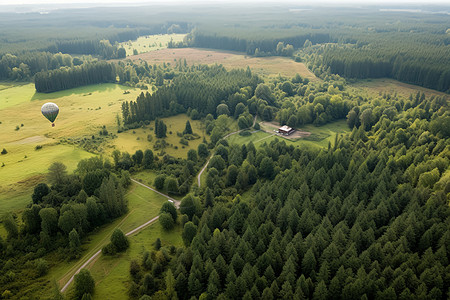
[112,114,207,159]
[45,182,170,297]
[131,48,318,79]
[119,34,186,56]
[0,82,143,213]
[349,78,449,99]
[89,223,183,299]
[133,170,159,188]
[0,82,35,109]
[0,145,93,215]
[227,120,350,149]
[0,83,208,214]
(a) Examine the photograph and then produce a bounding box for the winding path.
[197,115,258,187]
[60,180,179,293]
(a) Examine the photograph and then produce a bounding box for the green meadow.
[0,82,144,213]
[0,82,207,215]
[119,34,186,56]
[112,114,207,159]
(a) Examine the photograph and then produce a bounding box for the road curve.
[197,155,211,186]
[197,115,256,187]
[131,179,179,207]
[60,180,178,293]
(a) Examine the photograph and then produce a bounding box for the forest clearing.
[130,48,318,79]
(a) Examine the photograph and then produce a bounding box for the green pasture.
[0,82,35,109]
[296,120,350,148]
[0,144,93,215]
[113,114,207,159]
[46,183,169,296]
[119,34,186,56]
[226,130,271,145]
[0,82,142,213]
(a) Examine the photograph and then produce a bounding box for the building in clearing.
[278,125,295,136]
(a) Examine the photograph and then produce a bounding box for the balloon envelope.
[41,102,59,124]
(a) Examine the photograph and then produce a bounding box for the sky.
[1,0,449,5]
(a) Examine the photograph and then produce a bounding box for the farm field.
[119,34,186,56]
[130,48,318,79]
[47,182,170,298]
[112,114,207,159]
[0,83,142,213]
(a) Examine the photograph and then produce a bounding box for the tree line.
[319,43,450,92]
[189,31,331,56]
[0,51,76,81]
[121,65,260,126]
[34,61,116,93]
[47,39,126,60]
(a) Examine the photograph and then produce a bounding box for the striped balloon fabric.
[41,102,59,126]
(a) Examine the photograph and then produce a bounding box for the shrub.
[239,130,252,136]
[160,202,177,222]
[74,269,95,299]
[110,229,129,252]
[1,148,7,154]
[102,243,116,255]
[159,212,174,230]
[154,175,166,190]
[154,238,162,250]
[35,258,49,276]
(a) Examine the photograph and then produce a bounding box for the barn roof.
[279,125,293,131]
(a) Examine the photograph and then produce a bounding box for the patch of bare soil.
[11,135,48,144]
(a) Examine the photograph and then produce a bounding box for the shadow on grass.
[30,83,127,101]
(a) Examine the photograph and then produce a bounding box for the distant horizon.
[1,0,450,6]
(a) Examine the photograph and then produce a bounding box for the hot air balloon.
[41,102,59,127]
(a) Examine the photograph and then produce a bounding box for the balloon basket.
[52,123,55,127]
